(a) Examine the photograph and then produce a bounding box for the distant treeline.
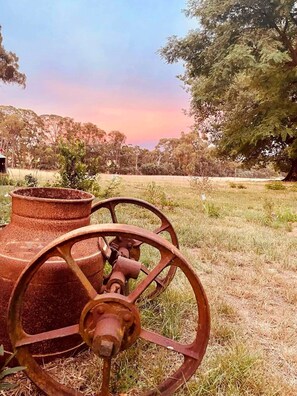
[0,105,276,178]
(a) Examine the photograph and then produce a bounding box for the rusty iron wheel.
[91,197,179,298]
[8,224,210,396]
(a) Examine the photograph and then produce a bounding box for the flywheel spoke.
[107,202,118,223]
[132,222,170,249]
[140,264,165,288]
[128,251,176,303]
[15,324,80,347]
[57,245,98,300]
[140,329,198,360]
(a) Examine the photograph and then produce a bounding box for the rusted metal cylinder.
[0,187,103,363]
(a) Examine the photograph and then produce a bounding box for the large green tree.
[0,27,25,86]
[161,0,297,180]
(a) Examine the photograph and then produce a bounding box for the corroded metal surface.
[0,187,103,363]
[91,197,179,297]
[8,224,210,395]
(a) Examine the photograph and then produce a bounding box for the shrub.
[144,182,177,210]
[56,139,101,196]
[101,176,122,198]
[24,174,38,187]
[265,181,286,190]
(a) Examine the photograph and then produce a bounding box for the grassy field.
[1,174,296,395]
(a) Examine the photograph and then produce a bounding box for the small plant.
[262,199,275,225]
[265,181,286,190]
[189,176,213,194]
[24,173,38,187]
[0,345,25,390]
[229,182,237,188]
[101,176,122,198]
[203,201,221,218]
[144,182,177,210]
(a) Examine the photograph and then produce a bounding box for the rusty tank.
[0,187,103,363]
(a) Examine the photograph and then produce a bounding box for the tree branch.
[273,22,297,65]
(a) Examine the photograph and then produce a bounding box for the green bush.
[55,139,101,196]
[265,181,286,190]
[24,174,38,187]
[144,182,177,210]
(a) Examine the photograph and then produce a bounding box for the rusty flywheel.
[91,197,179,298]
[8,224,210,395]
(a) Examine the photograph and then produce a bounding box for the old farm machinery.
[0,187,210,395]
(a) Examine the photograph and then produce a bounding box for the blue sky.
[0,1,196,147]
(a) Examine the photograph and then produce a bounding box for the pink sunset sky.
[0,1,195,148]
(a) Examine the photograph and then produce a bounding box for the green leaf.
[0,382,18,390]
[0,366,26,379]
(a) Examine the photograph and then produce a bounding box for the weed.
[143,181,177,210]
[262,199,275,225]
[100,176,122,198]
[189,176,213,194]
[203,201,221,218]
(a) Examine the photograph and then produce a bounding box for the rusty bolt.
[97,305,105,315]
[98,340,114,357]
[123,313,133,322]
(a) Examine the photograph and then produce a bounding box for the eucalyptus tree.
[0,27,25,86]
[161,0,297,180]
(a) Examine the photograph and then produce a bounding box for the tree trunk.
[283,159,297,181]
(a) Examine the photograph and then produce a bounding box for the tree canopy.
[161,0,297,180]
[0,27,26,86]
